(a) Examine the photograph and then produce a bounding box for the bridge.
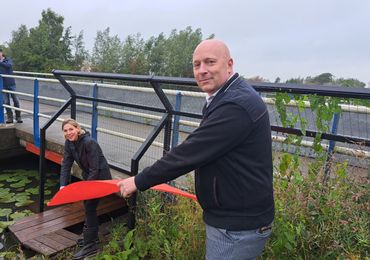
[0,70,369,256]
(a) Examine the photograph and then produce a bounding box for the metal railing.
[1,71,370,228]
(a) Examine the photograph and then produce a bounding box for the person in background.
[117,39,274,260]
[60,118,112,260]
[0,49,22,123]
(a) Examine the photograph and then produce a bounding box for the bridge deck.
[8,194,127,256]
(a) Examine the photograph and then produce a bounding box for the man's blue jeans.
[3,84,20,119]
[205,223,272,260]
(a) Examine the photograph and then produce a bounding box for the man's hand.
[117,177,137,198]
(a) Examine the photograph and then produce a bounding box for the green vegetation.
[96,190,205,259]
[0,169,59,235]
[89,163,368,259]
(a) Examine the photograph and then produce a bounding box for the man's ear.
[227,58,234,73]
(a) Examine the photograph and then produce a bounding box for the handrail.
[2,71,369,217]
[39,98,72,212]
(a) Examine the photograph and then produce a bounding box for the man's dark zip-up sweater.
[60,132,111,186]
[0,57,16,88]
[135,73,274,230]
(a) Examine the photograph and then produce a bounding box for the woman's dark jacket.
[60,132,111,186]
[134,73,274,231]
[0,58,16,88]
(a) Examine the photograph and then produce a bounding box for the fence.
[1,71,369,226]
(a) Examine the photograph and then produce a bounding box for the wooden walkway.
[8,194,127,256]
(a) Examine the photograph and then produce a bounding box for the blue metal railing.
[0,76,4,123]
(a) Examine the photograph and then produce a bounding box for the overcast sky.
[1,0,369,84]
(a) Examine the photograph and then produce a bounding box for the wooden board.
[8,194,127,256]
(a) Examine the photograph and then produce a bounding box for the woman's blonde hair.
[62,118,86,136]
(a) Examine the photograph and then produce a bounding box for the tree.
[247,76,269,82]
[164,27,204,77]
[285,77,304,84]
[7,25,30,71]
[8,9,73,72]
[336,78,366,88]
[70,30,89,71]
[308,73,334,85]
[91,28,122,73]
[146,33,167,75]
[121,33,147,75]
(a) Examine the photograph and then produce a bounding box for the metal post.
[149,81,173,154]
[71,95,76,119]
[33,79,40,147]
[172,92,182,148]
[0,76,4,123]
[91,83,98,140]
[323,112,340,182]
[128,159,139,230]
[38,128,46,212]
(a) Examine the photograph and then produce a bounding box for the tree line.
[1,9,211,78]
[0,9,367,88]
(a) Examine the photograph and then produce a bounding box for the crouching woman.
[60,118,112,259]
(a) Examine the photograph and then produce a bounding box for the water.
[0,153,60,257]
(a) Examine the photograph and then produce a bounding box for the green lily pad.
[15,194,31,202]
[0,193,17,203]
[0,174,14,181]
[0,220,15,229]
[17,192,30,197]
[24,170,38,177]
[45,178,59,187]
[0,188,11,194]
[6,175,25,183]
[0,208,12,217]
[10,179,32,188]
[15,200,34,207]
[25,187,39,195]
[10,210,33,220]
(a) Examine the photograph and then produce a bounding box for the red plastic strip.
[47,180,197,206]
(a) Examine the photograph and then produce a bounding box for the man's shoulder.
[222,79,267,122]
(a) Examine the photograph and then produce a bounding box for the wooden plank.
[15,212,87,242]
[23,239,56,256]
[34,235,66,251]
[9,203,80,232]
[9,205,84,241]
[10,194,125,233]
[45,231,76,247]
[55,229,80,241]
[13,195,126,242]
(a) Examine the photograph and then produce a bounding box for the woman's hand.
[117,177,137,198]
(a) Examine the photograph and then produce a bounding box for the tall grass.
[98,161,368,259]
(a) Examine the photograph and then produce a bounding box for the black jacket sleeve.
[135,102,253,191]
[60,142,74,186]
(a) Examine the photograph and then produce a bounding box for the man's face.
[0,52,4,60]
[192,41,233,95]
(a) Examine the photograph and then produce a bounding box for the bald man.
[118,39,274,259]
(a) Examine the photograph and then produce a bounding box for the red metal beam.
[26,142,62,165]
